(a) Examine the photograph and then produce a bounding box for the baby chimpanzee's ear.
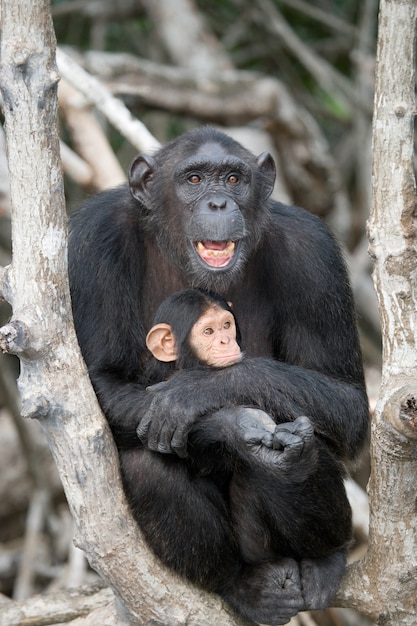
[146,323,178,362]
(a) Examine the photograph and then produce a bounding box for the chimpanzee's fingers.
[147,418,172,454]
[136,413,152,445]
[136,396,161,448]
[272,430,303,452]
[291,415,314,441]
[236,407,276,432]
[243,427,274,446]
[171,421,191,458]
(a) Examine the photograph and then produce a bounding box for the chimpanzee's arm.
[136,358,369,460]
[90,370,150,450]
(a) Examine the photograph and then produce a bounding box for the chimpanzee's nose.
[208,195,227,210]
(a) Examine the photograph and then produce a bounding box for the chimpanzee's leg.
[189,407,350,609]
[119,446,305,625]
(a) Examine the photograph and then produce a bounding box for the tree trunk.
[337,1,417,623]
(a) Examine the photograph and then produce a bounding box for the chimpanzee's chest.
[225,288,275,359]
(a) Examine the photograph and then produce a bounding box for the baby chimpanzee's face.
[189,305,242,367]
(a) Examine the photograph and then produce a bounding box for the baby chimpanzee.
[145,287,313,459]
[133,289,351,571]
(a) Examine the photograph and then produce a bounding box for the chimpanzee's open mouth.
[194,240,238,269]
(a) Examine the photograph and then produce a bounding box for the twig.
[141,0,232,75]
[65,537,88,589]
[60,141,94,189]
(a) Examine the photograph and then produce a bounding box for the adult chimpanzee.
[143,287,351,568]
[68,126,369,625]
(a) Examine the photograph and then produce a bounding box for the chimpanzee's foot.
[236,409,316,475]
[224,552,346,623]
[223,558,304,625]
[300,550,347,610]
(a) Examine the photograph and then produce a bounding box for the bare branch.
[58,79,126,190]
[56,48,160,154]
[13,490,50,600]
[60,142,94,188]
[277,0,357,37]
[0,584,115,626]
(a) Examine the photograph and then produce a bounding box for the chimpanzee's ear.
[146,323,178,362]
[129,154,157,203]
[256,151,276,199]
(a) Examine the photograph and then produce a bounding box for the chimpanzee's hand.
[272,414,315,460]
[241,413,317,480]
[136,379,200,458]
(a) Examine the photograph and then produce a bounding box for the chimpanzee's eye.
[188,174,201,184]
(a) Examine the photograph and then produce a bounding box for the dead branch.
[0,584,115,626]
[12,490,50,600]
[59,142,94,189]
[277,0,357,37]
[58,79,126,190]
[255,0,371,115]
[57,48,160,155]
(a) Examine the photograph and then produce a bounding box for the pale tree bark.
[0,1,244,625]
[336,1,417,624]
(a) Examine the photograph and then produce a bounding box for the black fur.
[68,127,369,625]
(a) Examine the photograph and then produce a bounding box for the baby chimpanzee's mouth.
[194,241,237,268]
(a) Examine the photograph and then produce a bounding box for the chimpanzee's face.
[128,130,276,291]
[188,305,242,367]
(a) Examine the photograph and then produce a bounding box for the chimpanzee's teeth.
[196,241,236,255]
